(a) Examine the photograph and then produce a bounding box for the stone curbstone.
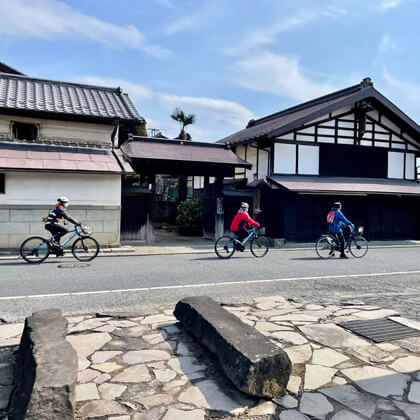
[9,309,78,420]
[174,296,292,399]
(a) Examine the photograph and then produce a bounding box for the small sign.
[216,197,224,214]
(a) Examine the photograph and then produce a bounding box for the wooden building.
[0,69,141,249]
[217,78,420,242]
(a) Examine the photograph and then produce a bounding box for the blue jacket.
[328,209,353,234]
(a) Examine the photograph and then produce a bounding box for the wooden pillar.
[214,176,224,240]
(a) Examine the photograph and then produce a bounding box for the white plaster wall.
[388,152,404,179]
[274,143,296,174]
[245,145,257,182]
[0,172,121,206]
[0,115,113,144]
[257,149,269,179]
[298,145,319,175]
[405,153,415,180]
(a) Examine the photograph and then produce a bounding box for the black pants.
[333,232,345,255]
[233,229,248,242]
[45,224,68,244]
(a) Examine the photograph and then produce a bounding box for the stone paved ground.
[2,296,420,419]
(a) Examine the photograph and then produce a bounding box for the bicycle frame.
[36,226,82,252]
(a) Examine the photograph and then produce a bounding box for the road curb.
[8,309,78,420]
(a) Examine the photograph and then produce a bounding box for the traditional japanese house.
[0,69,142,249]
[217,78,420,242]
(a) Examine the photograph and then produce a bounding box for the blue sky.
[1,0,419,141]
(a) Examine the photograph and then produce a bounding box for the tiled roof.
[122,137,251,168]
[0,73,143,122]
[268,175,420,196]
[217,78,420,146]
[0,141,134,174]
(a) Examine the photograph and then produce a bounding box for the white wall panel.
[257,149,269,179]
[405,153,415,180]
[298,145,319,175]
[0,172,121,206]
[274,143,296,174]
[245,145,257,182]
[388,152,404,179]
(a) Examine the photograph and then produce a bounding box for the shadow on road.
[192,256,255,261]
[290,257,328,261]
[0,260,65,266]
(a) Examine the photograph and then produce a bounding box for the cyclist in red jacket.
[230,202,260,249]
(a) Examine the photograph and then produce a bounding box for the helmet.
[57,196,69,207]
[240,202,249,210]
[333,202,342,209]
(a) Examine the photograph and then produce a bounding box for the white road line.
[1,270,420,301]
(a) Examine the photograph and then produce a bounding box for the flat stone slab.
[341,366,409,397]
[167,356,207,375]
[67,332,112,358]
[122,350,171,364]
[162,408,206,420]
[312,348,349,367]
[408,381,420,404]
[284,344,312,364]
[299,324,370,348]
[174,296,291,398]
[177,379,252,415]
[300,392,334,419]
[389,356,420,373]
[320,384,376,417]
[113,364,152,383]
[78,400,127,417]
[304,364,336,390]
[279,410,310,419]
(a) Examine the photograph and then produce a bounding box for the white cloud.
[157,93,254,127]
[377,34,397,54]
[75,76,154,101]
[224,6,348,55]
[383,69,420,116]
[0,0,170,59]
[232,51,349,102]
[153,0,175,9]
[164,16,201,36]
[73,76,254,139]
[379,0,403,9]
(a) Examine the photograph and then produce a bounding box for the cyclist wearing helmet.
[230,202,260,249]
[45,197,80,255]
[327,202,354,259]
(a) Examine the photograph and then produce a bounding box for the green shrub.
[176,198,203,235]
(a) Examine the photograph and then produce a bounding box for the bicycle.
[20,225,99,264]
[315,226,368,259]
[214,227,270,259]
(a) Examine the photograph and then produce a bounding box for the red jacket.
[230,211,259,231]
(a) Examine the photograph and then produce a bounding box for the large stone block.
[9,309,78,420]
[10,209,49,222]
[0,222,30,235]
[174,296,292,398]
[92,232,120,246]
[103,219,121,233]
[0,209,10,222]
[85,209,119,221]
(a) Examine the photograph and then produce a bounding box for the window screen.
[13,122,37,141]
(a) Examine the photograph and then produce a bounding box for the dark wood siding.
[319,144,388,178]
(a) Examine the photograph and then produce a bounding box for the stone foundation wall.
[0,205,121,249]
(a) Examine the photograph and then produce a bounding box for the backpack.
[327,210,335,224]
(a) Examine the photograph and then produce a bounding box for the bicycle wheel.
[20,236,50,264]
[214,236,236,259]
[72,236,99,262]
[349,236,368,258]
[250,236,270,258]
[315,236,335,259]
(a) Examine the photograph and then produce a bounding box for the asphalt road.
[1,247,420,321]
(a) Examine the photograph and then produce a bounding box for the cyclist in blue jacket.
[327,202,354,259]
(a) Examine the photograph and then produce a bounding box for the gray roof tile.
[0,73,143,122]
[217,78,420,146]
